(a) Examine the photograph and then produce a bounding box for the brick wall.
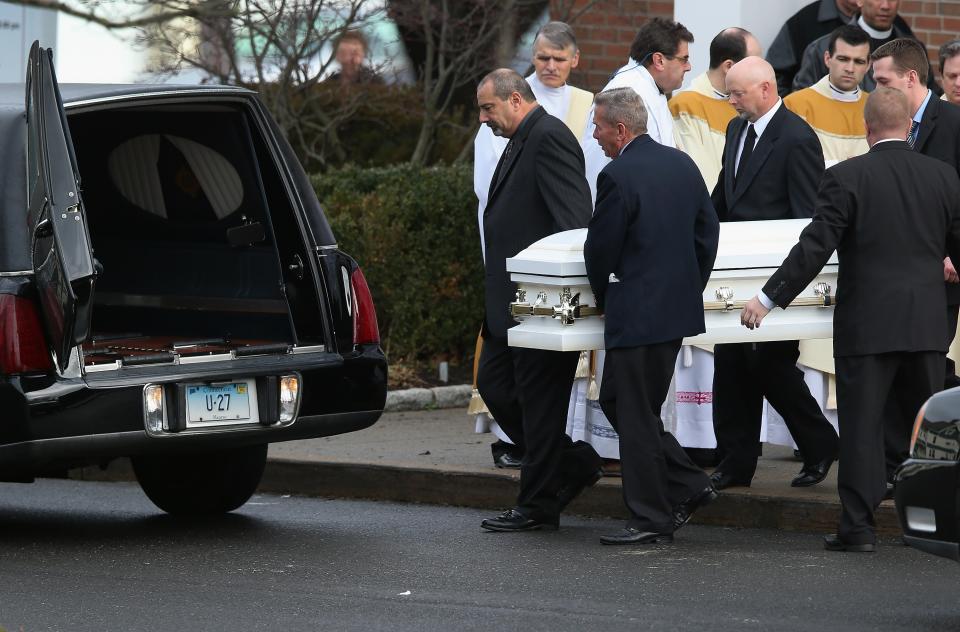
[562,0,960,92]
[900,0,960,77]
[558,0,674,92]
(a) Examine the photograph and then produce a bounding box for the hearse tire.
[132,444,268,515]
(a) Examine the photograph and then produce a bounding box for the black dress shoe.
[557,468,603,511]
[791,458,834,487]
[481,509,558,532]
[673,486,719,530]
[600,527,674,545]
[493,452,522,469]
[884,482,895,500]
[823,533,876,552]
[709,470,751,490]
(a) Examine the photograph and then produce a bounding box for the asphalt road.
[0,479,957,632]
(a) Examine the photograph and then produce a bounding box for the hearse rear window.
[108,134,244,221]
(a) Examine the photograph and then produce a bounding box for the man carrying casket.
[710,56,839,491]
[476,69,603,533]
[584,87,720,545]
[741,88,960,551]
[472,21,595,469]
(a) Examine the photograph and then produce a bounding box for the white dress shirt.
[734,98,783,177]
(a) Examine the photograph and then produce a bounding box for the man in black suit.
[873,37,960,396]
[710,56,839,490]
[872,39,960,488]
[741,87,960,551]
[475,69,602,533]
[584,87,720,545]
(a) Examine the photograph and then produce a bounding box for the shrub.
[313,163,484,364]
[282,83,474,173]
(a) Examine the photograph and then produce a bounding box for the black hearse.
[895,387,960,561]
[0,43,386,514]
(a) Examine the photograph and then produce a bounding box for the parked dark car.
[0,43,386,514]
[894,387,960,561]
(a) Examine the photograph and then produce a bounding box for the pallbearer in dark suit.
[584,87,720,545]
[710,56,839,491]
[476,69,603,533]
[741,88,960,551]
[871,39,960,481]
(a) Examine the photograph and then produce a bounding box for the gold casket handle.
[703,283,833,311]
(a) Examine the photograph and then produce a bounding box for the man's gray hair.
[594,87,648,135]
[534,21,577,51]
[940,39,960,74]
[478,68,536,102]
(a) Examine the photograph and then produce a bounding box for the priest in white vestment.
[471,21,594,455]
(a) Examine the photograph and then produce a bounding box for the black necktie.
[736,124,757,184]
[907,120,919,148]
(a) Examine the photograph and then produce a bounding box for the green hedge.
[312,163,484,363]
[272,83,472,173]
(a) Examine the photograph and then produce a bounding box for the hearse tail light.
[143,384,166,433]
[0,294,53,374]
[279,374,300,422]
[909,401,928,455]
[350,266,380,345]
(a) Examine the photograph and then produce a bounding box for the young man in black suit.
[584,87,720,545]
[476,69,602,533]
[873,37,960,399]
[710,57,839,491]
[741,88,960,551]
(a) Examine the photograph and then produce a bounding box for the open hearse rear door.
[25,41,96,371]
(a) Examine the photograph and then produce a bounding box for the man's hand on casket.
[741,296,771,330]
[945,257,959,283]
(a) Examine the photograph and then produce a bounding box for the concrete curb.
[257,458,902,536]
[70,456,901,536]
[385,384,472,411]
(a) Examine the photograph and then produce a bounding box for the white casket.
[506,219,838,352]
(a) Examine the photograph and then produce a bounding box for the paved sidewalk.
[262,407,901,536]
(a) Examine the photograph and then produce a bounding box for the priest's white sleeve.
[473,125,508,261]
[580,107,611,207]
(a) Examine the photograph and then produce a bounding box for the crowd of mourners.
[468,0,960,550]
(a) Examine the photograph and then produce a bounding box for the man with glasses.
[581,17,694,202]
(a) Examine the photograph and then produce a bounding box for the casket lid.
[713,218,838,269]
[507,229,588,276]
[506,219,837,276]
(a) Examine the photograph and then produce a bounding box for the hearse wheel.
[132,444,268,515]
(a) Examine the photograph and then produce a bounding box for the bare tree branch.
[6,0,237,29]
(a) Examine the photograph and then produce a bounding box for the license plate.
[185,382,252,425]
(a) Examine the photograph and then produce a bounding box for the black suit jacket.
[584,136,719,349]
[762,141,960,357]
[482,106,592,338]
[712,104,824,222]
[915,96,960,304]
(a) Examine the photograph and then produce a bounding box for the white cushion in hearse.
[107,134,243,220]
